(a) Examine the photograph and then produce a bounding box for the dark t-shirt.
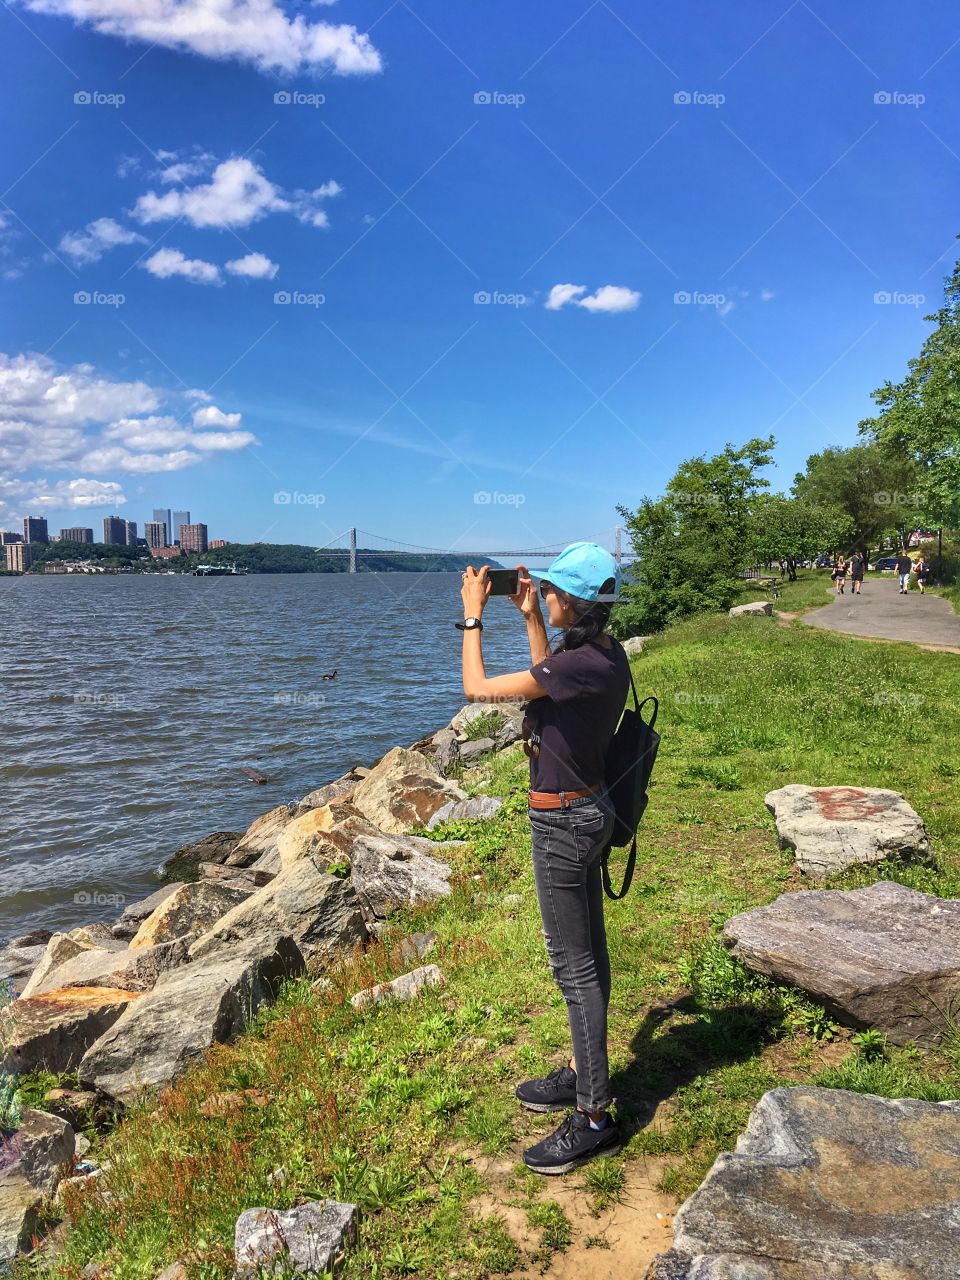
[895,555,912,573]
[524,637,631,792]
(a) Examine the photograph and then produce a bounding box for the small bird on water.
[321,670,337,681]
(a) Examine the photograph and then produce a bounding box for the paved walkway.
[799,578,960,651]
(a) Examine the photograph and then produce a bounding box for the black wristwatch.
[456,616,483,631]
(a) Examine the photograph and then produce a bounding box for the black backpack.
[601,648,660,900]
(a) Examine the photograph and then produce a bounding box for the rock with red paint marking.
[764,784,929,877]
[723,881,960,1045]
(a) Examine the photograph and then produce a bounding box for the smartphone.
[485,568,520,596]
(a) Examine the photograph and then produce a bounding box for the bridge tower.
[614,525,622,569]
[349,527,357,574]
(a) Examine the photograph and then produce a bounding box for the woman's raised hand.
[509,564,540,618]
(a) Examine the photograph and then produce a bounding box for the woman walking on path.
[459,542,630,1175]
[832,554,848,594]
[894,550,913,594]
[849,551,865,595]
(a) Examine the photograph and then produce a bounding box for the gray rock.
[0,943,50,999]
[21,936,192,1000]
[0,1170,43,1262]
[8,930,53,949]
[430,727,460,773]
[197,863,275,890]
[300,770,364,809]
[129,881,252,949]
[425,795,502,829]
[77,936,304,1104]
[10,1107,75,1198]
[621,635,648,655]
[723,880,960,1046]
[350,747,467,835]
[764,784,930,877]
[224,805,296,868]
[449,702,524,740]
[186,851,367,969]
[644,1086,960,1280]
[397,932,436,967]
[351,964,444,1008]
[349,834,453,921]
[729,600,773,617]
[457,737,497,765]
[159,832,243,881]
[18,934,108,999]
[234,1198,359,1277]
[493,717,522,748]
[116,882,184,929]
[3,986,141,1076]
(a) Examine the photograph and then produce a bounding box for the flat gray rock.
[426,795,502,829]
[351,964,444,1009]
[723,881,960,1045]
[729,600,772,617]
[765,784,929,877]
[235,1198,358,1277]
[645,1086,960,1280]
[348,835,453,921]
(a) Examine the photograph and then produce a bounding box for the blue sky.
[1,0,958,560]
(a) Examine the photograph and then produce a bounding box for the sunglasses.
[539,580,555,600]
[521,712,540,758]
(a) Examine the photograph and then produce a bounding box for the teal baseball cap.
[527,541,621,603]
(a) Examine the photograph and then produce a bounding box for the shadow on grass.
[612,995,780,1132]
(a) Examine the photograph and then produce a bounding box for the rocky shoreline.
[0,699,524,1267]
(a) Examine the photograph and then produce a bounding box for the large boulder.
[458,738,496,766]
[350,747,467,834]
[0,1108,75,1262]
[765,784,930,878]
[426,796,502,829]
[621,635,648,656]
[235,1199,359,1277]
[274,800,364,870]
[723,881,960,1046]
[111,883,184,940]
[128,881,252,949]
[348,833,454,922]
[159,831,243,881]
[2,987,142,1075]
[21,936,191,1000]
[186,851,367,969]
[77,936,304,1104]
[300,769,367,809]
[223,805,297,868]
[729,600,772,617]
[10,932,110,999]
[645,1086,960,1280]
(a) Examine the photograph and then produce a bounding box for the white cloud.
[717,300,735,318]
[193,405,242,428]
[0,351,254,523]
[59,217,146,264]
[760,288,776,302]
[225,252,278,280]
[142,247,221,284]
[545,283,587,311]
[132,158,340,230]
[16,0,383,76]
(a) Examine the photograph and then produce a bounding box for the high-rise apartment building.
[23,517,49,544]
[209,539,228,549]
[1,532,23,545]
[144,521,168,549]
[172,510,191,544]
[123,520,138,546]
[179,523,208,554]
[152,507,173,545]
[5,542,32,572]
[103,515,126,544]
[60,528,94,543]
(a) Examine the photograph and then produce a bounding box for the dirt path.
[795,578,960,652]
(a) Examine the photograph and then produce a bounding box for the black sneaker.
[515,1064,578,1112]
[523,1109,622,1175]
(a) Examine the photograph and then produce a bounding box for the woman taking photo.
[459,542,630,1175]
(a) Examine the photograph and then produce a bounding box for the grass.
[11,571,960,1279]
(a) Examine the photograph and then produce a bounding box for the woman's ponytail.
[552,577,616,653]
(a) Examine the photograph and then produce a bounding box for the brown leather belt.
[528,782,603,810]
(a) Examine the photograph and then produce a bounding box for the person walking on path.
[894,550,913,594]
[832,554,848,594]
[914,555,931,594]
[849,551,865,595]
[459,542,630,1175]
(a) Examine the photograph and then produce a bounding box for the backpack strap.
[602,832,637,900]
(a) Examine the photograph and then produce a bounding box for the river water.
[0,572,533,945]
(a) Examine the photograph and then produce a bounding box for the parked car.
[874,556,897,571]
[814,554,834,568]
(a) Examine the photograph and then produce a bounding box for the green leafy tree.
[612,437,774,635]
[792,443,918,556]
[751,494,852,580]
[860,242,960,530]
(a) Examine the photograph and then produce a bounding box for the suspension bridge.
[314,527,635,572]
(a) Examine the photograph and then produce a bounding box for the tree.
[612,437,774,635]
[859,242,960,531]
[751,494,852,580]
[792,443,918,555]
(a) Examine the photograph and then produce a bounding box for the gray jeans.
[528,786,617,1112]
